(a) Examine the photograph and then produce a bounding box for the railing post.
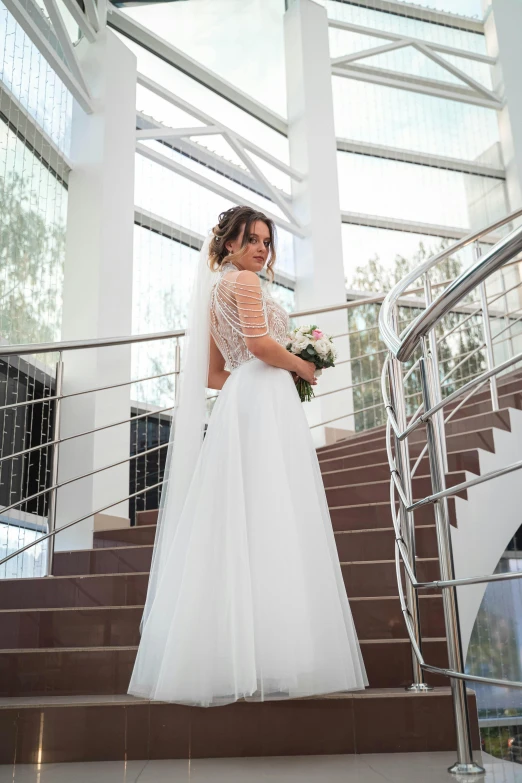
[46,354,64,577]
[423,273,448,475]
[474,241,499,411]
[419,338,484,776]
[389,305,430,692]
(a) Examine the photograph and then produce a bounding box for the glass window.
[326,0,487,54]
[0,119,67,359]
[341,223,480,285]
[337,152,507,230]
[134,149,296,276]
[393,0,483,18]
[121,0,288,117]
[118,33,289,164]
[0,1,72,154]
[329,28,492,90]
[333,78,502,164]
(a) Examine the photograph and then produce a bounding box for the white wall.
[452,407,522,659]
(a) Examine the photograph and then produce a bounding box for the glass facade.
[0,8,68,353]
[333,79,502,164]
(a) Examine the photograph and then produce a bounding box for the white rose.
[314,338,330,358]
[294,335,311,352]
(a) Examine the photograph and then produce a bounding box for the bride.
[127,205,368,707]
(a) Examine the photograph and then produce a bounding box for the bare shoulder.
[236,269,261,288]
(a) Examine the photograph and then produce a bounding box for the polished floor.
[0,752,521,782]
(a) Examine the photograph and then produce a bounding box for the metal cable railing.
[3,242,518,579]
[379,206,522,776]
[1,290,400,579]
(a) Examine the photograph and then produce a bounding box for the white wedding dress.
[127,261,368,707]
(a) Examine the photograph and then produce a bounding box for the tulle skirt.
[127,358,368,707]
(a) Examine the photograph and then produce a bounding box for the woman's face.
[225,221,271,273]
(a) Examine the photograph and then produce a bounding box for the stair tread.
[0,685,464,710]
[0,593,442,612]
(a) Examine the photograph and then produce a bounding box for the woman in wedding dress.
[127,206,368,707]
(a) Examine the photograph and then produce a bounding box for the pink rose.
[312,329,324,339]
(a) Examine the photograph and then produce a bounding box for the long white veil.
[140,232,216,633]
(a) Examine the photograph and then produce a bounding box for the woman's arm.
[207,333,231,390]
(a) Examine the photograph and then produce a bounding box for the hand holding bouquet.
[286,325,337,402]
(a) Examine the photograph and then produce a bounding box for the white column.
[55,28,137,551]
[486,0,522,212]
[284,0,353,449]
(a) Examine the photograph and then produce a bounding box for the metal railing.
[3,230,519,580]
[379,206,522,776]
[0,290,396,579]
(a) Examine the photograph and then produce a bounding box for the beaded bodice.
[209,261,290,371]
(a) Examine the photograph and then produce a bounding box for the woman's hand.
[294,358,317,385]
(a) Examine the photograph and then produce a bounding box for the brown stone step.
[341,558,440,598]
[94,525,156,548]
[0,573,149,611]
[316,378,522,458]
[324,472,467,505]
[0,544,441,611]
[1,548,437,610]
[136,509,158,527]
[0,606,143,649]
[351,594,444,640]
[0,688,480,763]
[360,638,448,688]
[0,591,446,650]
[446,390,522,422]
[318,427,496,460]
[56,522,426,576]
[319,446,481,475]
[0,634,447,696]
[336,525,437,561]
[53,546,153,577]
[329,497,457,532]
[407,409,511,444]
[0,592,445,650]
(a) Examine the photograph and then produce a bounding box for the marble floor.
[0,752,521,783]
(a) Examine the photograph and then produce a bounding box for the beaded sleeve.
[214,271,269,338]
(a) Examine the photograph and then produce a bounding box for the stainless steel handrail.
[379,207,522,776]
[379,206,522,360]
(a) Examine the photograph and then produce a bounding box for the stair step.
[318,427,496,460]
[136,509,158,527]
[341,558,440,598]
[0,594,445,649]
[336,525,438,561]
[324,472,467,504]
[53,546,153,577]
[329,498,457,531]
[94,525,156,548]
[316,378,522,457]
[0,573,150,611]
[319,447,481,475]
[50,544,440,585]
[59,522,438,577]
[0,688,480,763]
[0,552,439,609]
[351,594,444,640]
[0,636,447,696]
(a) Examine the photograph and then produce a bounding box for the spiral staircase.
[6,393,517,761]
[3,209,522,765]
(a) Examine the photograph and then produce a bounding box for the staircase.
[5,375,521,763]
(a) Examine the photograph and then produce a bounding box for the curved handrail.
[379,207,522,769]
[379,207,522,361]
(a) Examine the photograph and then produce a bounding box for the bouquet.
[286,325,337,402]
